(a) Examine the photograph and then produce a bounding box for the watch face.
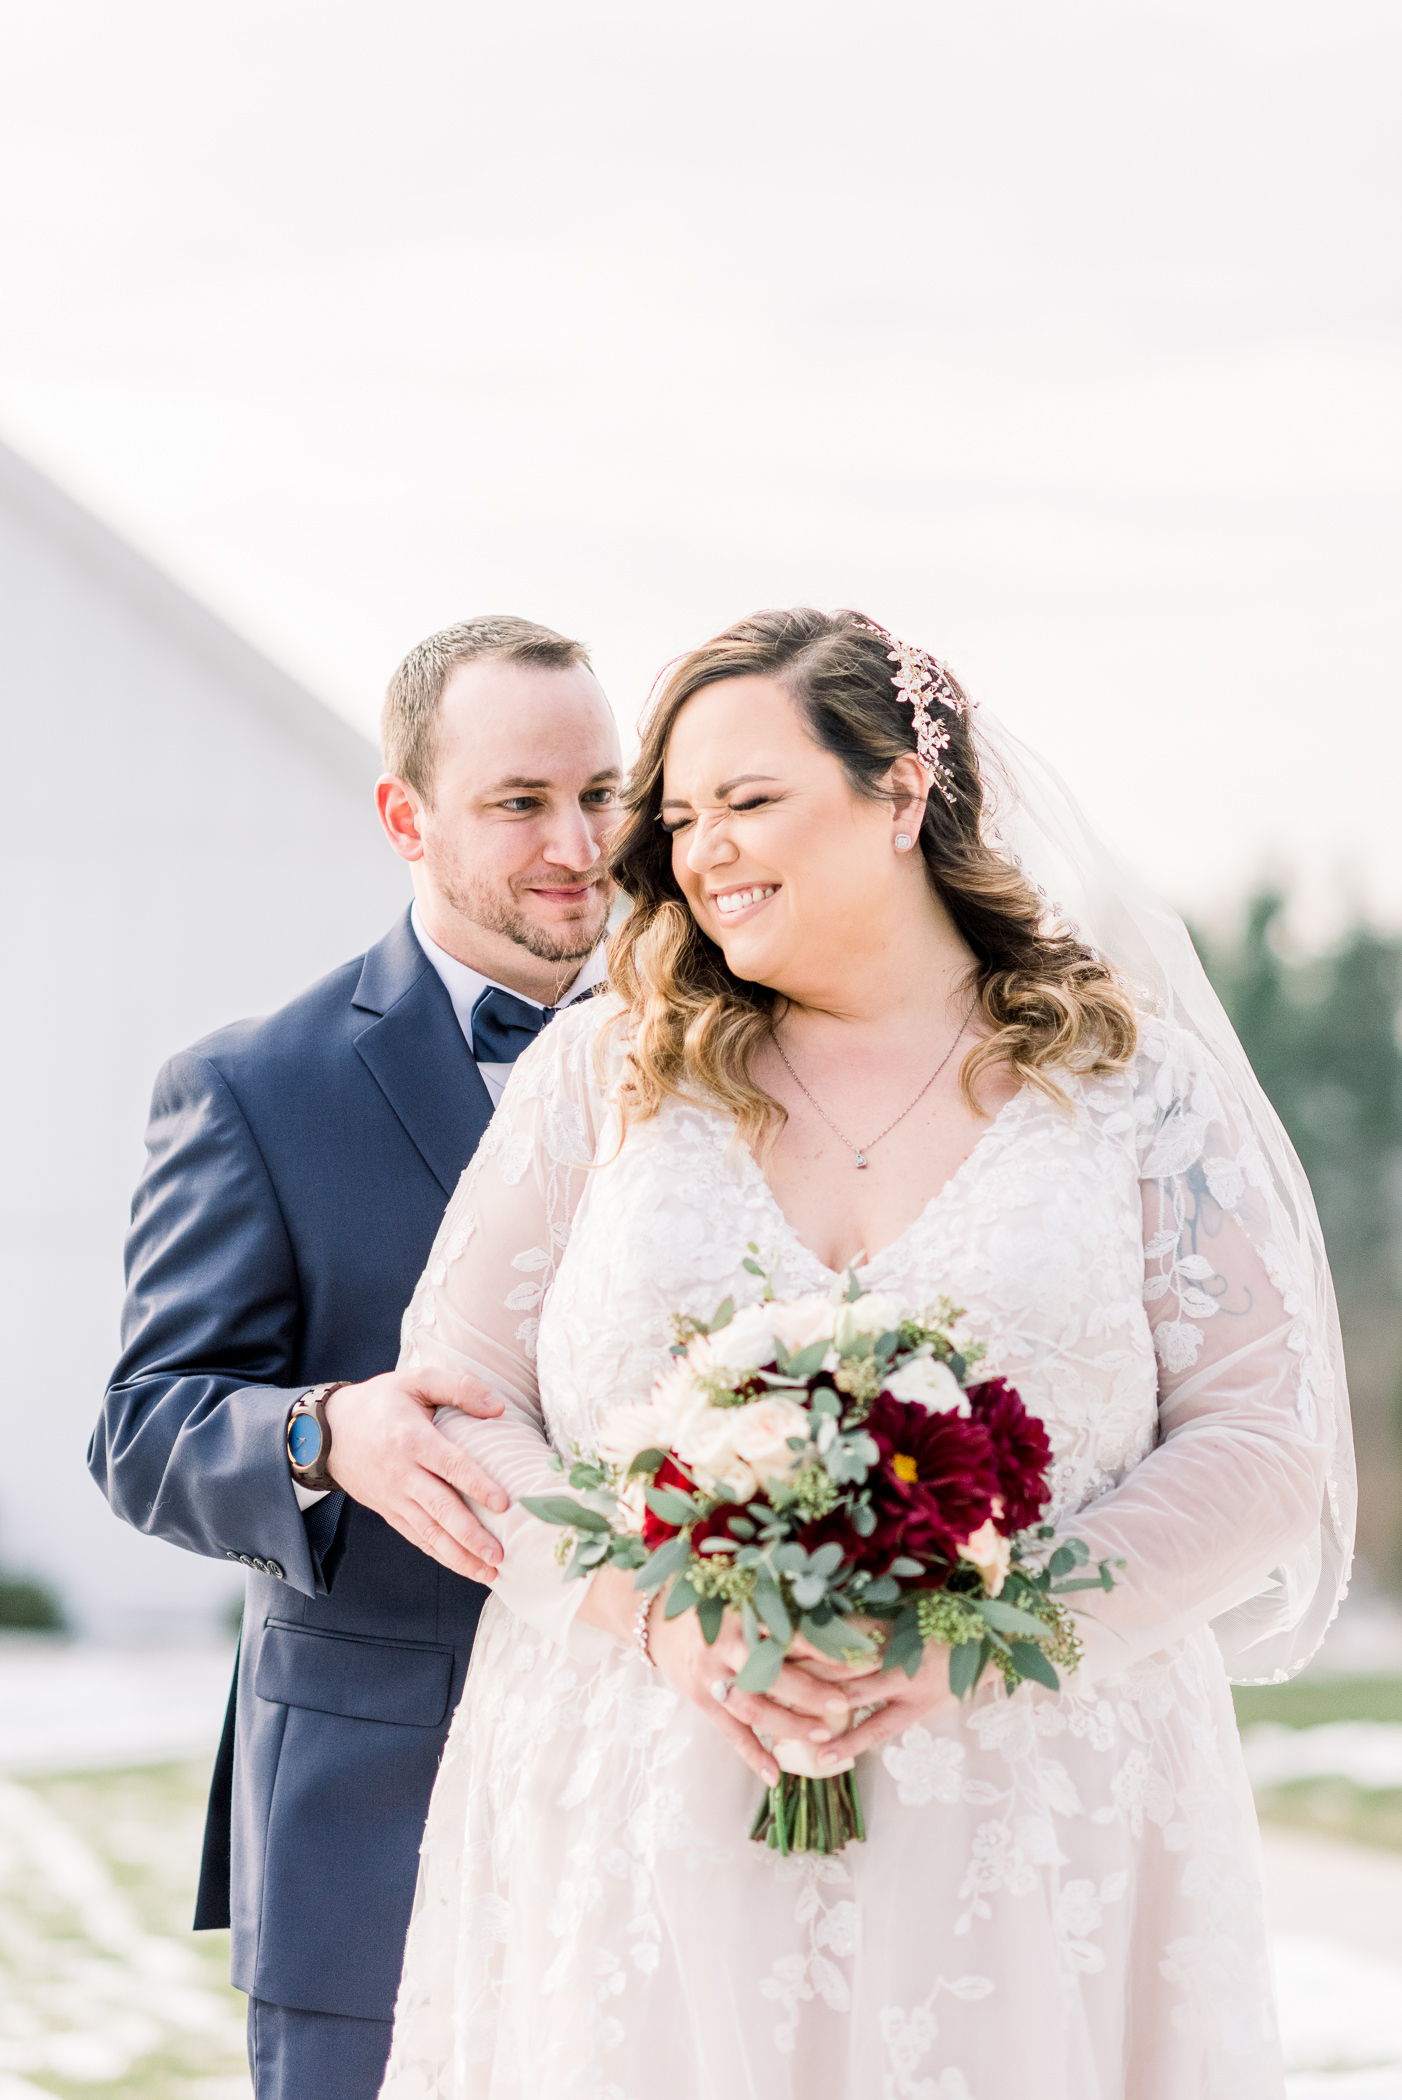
[288,1412,325,1470]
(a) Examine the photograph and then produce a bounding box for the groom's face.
[381,655,622,988]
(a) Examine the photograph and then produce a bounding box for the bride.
[379,608,1351,2099]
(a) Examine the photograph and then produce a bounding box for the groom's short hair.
[382,615,592,803]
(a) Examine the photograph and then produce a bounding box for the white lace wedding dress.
[380,996,1332,2100]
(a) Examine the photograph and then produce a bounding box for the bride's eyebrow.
[659,773,782,810]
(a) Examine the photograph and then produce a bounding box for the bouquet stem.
[750,1769,866,1856]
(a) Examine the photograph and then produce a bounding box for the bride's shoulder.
[511,990,629,1109]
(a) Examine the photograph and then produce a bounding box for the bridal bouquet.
[523,1266,1120,1854]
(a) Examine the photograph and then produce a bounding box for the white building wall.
[0,439,410,1636]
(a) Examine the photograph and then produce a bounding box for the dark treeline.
[1194,894,1402,1584]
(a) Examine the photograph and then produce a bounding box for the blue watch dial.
[288,1411,325,1469]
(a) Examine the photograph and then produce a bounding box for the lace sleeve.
[397,1000,620,1659]
[1061,1020,1347,1686]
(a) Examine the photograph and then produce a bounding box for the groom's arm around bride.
[88,615,623,2100]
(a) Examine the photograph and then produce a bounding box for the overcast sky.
[0,0,1397,936]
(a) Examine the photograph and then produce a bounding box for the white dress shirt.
[287,911,607,1512]
[408,902,608,1103]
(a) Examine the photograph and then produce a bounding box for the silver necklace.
[771,1002,976,1169]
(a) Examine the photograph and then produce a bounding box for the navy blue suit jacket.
[89,911,493,2021]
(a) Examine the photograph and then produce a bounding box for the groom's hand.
[323,1370,508,1584]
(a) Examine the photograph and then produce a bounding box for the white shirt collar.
[410,901,607,1060]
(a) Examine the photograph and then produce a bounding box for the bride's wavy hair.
[605,607,1137,1145]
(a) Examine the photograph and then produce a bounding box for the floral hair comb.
[859,622,970,807]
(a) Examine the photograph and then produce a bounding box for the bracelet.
[634,1592,657,1669]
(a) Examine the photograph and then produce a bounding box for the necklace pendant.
[854,1151,868,1169]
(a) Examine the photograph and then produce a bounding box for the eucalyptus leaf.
[665,1574,701,1619]
[521,1495,609,1531]
[784,1339,831,1379]
[635,1533,691,1589]
[569,1461,606,1490]
[697,1594,724,1644]
[809,1541,846,1578]
[796,1613,852,1661]
[883,1629,926,1679]
[976,1598,1051,1638]
[753,1575,793,1646]
[625,1448,667,1478]
[790,1574,827,1610]
[947,1639,981,1697]
[888,1556,924,1577]
[863,1576,901,1606]
[708,1296,736,1332]
[1006,1640,1061,1691]
[732,1638,786,1694]
[644,1486,699,1525]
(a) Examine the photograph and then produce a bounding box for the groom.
[90,616,623,2099]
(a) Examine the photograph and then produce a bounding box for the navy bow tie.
[469,985,558,1065]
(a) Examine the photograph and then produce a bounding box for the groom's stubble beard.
[437,860,614,965]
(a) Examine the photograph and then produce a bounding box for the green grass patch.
[0,1758,249,2098]
[1252,1777,1402,1854]
[1232,1674,1402,1730]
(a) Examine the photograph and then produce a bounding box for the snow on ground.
[1245,1722,1402,1792]
[0,1636,235,1776]
[3,1638,1402,2095]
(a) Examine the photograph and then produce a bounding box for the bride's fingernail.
[824,1697,847,1713]
[810,1727,831,1743]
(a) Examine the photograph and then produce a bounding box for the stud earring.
[894,833,913,852]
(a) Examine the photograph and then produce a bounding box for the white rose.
[680,1425,760,1504]
[884,1357,968,1415]
[595,1398,677,1470]
[769,1295,837,1356]
[833,1292,904,1351]
[704,1303,778,1376]
[724,1398,811,1490]
[615,1472,649,1535]
[959,1518,1011,1597]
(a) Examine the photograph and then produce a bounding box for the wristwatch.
[286,1383,348,1493]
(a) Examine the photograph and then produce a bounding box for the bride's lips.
[709,883,780,925]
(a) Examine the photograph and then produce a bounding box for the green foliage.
[0,1575,65,1630]
[1195,888,1402,1577]
[1194,891,1402,1278]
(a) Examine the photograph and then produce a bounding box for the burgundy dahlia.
[964,1378,1052,1533]
[864,1396,1002,1567]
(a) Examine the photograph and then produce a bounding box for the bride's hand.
[576,1569,889,1783]
[808,1638,958,1765]
[646,1594,868,1786]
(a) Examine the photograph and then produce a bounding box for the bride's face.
[661,674,919,997]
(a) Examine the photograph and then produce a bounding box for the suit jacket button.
[266,1562,285,1580]
[225,1551,238,1561]
[239,1554,254,1567]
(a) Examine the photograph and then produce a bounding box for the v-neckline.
[733,1082,1032,1282]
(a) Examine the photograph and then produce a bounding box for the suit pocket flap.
[255,1621,452,1728]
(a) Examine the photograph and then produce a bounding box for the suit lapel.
[351,913,494,1198]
